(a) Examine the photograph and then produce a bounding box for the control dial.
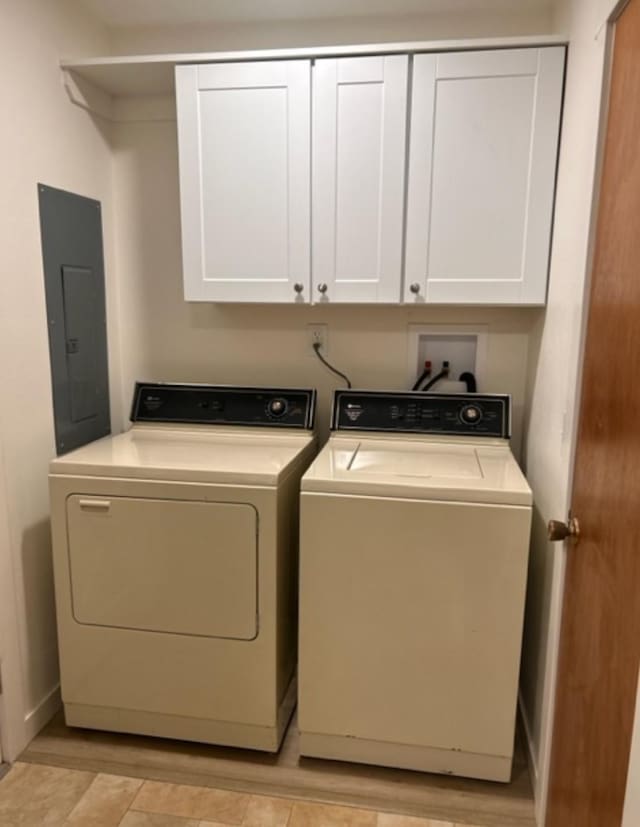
[460,403,483,425]
[267,397,289,418]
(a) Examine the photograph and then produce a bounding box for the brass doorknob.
[548,516,580,543]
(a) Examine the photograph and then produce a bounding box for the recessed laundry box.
[298,390,532,781]
[50,382,317,751]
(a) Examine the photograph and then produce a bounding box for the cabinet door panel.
[405,47,565,305]
[313,56,408,303]
[176,61,311,302]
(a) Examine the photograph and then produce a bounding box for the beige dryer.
[50,383,316,751]
[298,390,532,781]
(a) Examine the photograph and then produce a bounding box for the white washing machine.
[49,382,317,751]
[298,390,532,782]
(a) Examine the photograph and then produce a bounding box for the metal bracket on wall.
[62,69,114,121]
[61,69,177,124]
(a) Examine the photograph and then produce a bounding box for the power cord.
[312,342,352,388]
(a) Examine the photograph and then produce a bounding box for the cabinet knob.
[293,283,304,293]
[317,283,328,294]
[409,283,420,294]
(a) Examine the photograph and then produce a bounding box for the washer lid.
[301,436,532,506]
[49,425,315,486]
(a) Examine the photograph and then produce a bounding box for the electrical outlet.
[307,324,328,355]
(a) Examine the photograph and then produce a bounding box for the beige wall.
[519,0,618,822]
[0,0,118,759]
[107,6,554,444]
[110,9,553,55]
[111,115,538,447]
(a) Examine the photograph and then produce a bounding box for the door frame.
[560,6,630,484]
[539,0,633,822]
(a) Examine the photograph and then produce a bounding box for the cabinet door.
[176,61,311,303]
[312,56,408,303]
[405,47,565,305]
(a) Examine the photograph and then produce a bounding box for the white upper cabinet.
[312,56,408,303]
[404,47,565,305]
[175,46,564,305]
[175,61,311,302]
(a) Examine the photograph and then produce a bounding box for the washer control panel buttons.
[331,391,510,438]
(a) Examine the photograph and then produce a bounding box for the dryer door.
[66,495,258,640]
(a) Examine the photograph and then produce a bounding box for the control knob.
[267,398,289,418]
[460,404,483,425]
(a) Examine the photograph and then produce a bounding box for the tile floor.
[21,713,535,827]
[0,762,491,827]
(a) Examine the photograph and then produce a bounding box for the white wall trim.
[0,439,28,763]
[23,684,61,744]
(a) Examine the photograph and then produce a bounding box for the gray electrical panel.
[39,184,110,455]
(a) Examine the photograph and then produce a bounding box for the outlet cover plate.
[307,323,328,356]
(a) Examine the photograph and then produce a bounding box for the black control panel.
[331,391,510,438]
[130,383,316,429]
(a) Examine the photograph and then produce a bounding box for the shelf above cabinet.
[60,34,567,97]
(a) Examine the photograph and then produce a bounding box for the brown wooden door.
[546,1,640,824]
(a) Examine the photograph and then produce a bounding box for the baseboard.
[518,690,540,823]
[23,684,61,743]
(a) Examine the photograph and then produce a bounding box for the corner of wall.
[0,0,115,760]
